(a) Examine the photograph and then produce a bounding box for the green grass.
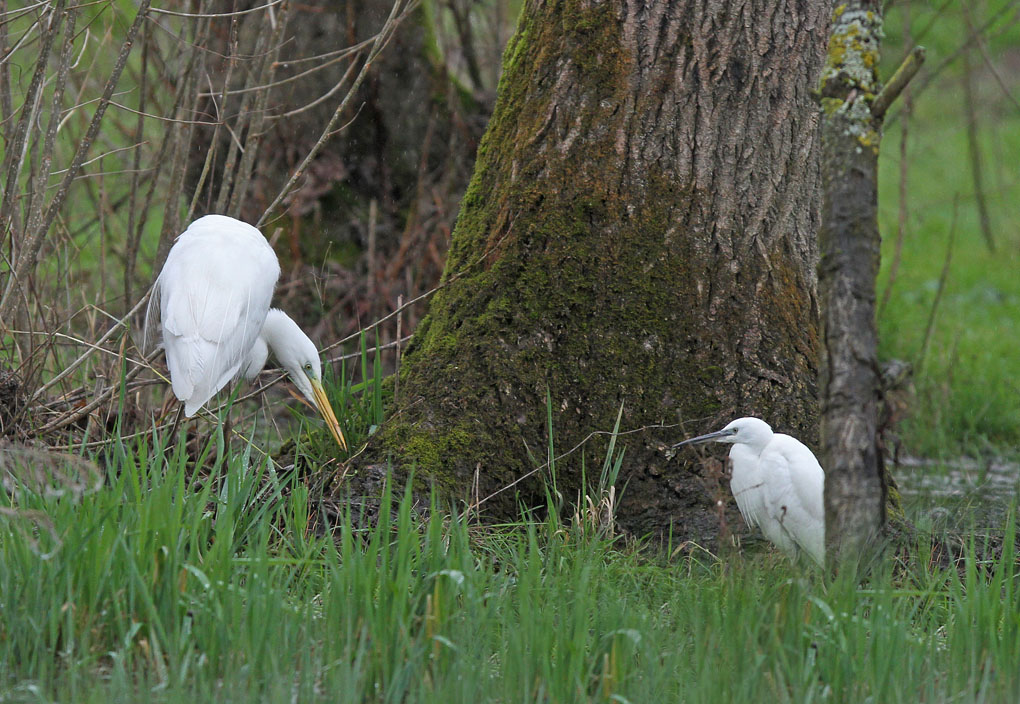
[274,330,389,470]
[1,439,1018,703]
[878,2,1020,457]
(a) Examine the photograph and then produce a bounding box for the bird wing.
[154,217,280,415]
[760,435,825,564]
[729,444,766,529]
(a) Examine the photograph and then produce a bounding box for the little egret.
[673,417,824,565]
[145,214,347,450]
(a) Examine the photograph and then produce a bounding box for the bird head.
[672,416,774,452]
[262,309,348,451]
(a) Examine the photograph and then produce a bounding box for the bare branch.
[270,55,359,120]
[0,1,63,261]
[0,0,152,324]
[228,2,292,217]
[466,420,693,513]
[30,292,151,402]
[197,38,373,98]
[871,45,926,120]
[149,0,285,19]
[886,0,1020,125]
[959,16,995,253]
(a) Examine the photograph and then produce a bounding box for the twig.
[271,54,359,120]
[47,143,149,175]
[1,3,72,377]
[102,101,218,125]
[224,4,288,217]
[965,6,1020,113]
[229,3,292,217]
[961,4,995,253]
[197,38,373,98]
[0,0,15,146]
[886,1,1020,126]
[30,349,159,437]
[149,0,285,18]
[878,2,913,318]
[910,0,954,44]
[871,46,926,120]
[163,7,213,251]
[916,196,958,373]
[196,334,414,419]
[0,1,63,261]
[0,7,48,69]
[215,2,270,215]
[124,11,201,283]
[22,3,77,308]
[187,17,237,221]
[123,21,150,308]
[321,216,510,354]
[30,293,151,402]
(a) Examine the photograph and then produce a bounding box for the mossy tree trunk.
[368,0,830,542]
[818,1,886,559]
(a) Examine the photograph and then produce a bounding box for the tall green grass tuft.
[288,332,388,467]
[2,432,1019,702]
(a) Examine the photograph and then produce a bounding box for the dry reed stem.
[0,0,152,325]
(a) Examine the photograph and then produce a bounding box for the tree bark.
[818,1,887,559]
[365,0,829,543]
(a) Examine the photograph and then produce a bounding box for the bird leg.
[168,404,185,445]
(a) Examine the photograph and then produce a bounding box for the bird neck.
[260,309,307,375]
[258,308,318,403]
[261,309,299,353]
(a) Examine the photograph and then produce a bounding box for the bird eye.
[303,363,313,372]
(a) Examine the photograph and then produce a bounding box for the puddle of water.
[895,456,1019,531]
[897,456,1020,497]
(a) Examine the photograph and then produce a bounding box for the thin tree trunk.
[818,0,887,560]
[359,0,829,543]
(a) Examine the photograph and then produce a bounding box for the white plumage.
[145,214,346,449]
[673,417,825,565]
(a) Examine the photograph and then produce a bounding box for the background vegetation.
[1,0,1018,700]
[878,1,1020,458]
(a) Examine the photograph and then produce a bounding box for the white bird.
[673,417,824,565]
[145,214,347,450]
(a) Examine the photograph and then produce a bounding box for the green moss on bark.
[361,0,826,541]
[379,1,706,509]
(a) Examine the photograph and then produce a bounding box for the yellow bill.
[310,378,348,451]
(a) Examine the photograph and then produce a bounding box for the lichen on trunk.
[357,0,830,545]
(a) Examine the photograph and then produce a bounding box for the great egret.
[673,417,824,565]
[145,214,347,450]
